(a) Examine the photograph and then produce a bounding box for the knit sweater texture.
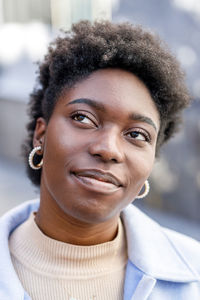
[9,213,128,300]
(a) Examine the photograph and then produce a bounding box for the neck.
[35,188,119,246]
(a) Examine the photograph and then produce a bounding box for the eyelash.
[126,129,151,143]
[71,112,151,143]
[71,111,97,126]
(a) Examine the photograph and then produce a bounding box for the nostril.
[93,154,119,163]
[94,154,101,158]
[111,158,118,163]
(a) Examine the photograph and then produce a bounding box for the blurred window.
[2,0,51,24]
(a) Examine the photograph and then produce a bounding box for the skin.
[33,68,160,246]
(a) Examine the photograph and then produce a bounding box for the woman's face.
[35,68,160,224]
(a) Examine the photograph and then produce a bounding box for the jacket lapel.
[121,204,200,282]
[130,274,156,300]
[123,260,156,300]
[121,204,200,300]
[0,199,39,300]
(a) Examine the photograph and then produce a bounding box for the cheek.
[44,118,86,163]
[127,149,155,191]
[40,119,86,205]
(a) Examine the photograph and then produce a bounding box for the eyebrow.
[129,113,157,132]
[67,98,105,112]
[67,98,157,132]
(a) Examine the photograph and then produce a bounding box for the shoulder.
[0,199,40,233]
[122,204,200,280]
[162,227,200,271]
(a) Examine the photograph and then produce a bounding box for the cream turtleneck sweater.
[9,213,128,300]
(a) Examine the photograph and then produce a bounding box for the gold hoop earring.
[136,180,150,199]
[28,146,43,170]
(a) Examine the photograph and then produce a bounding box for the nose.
[88,127,125,163]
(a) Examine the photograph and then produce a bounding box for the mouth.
[71,169,123,194]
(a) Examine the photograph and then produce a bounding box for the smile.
[71,169,123,194]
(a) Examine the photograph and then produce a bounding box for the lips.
[71,169,123,187]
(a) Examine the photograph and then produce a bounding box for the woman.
[0,21,200,300]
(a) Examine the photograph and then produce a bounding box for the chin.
[63,201,119,224]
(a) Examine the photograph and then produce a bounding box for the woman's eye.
[71,113,96,126]
[127,130,150,142]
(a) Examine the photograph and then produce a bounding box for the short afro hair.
[23,20,190,187]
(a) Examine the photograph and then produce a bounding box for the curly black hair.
[23,20,190,187]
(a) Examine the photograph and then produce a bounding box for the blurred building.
[0,0,112,161]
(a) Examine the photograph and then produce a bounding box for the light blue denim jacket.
[0,199,200,300]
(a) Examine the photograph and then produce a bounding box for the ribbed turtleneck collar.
[9,212,127,278]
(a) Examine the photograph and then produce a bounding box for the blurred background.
[0,0,200,238]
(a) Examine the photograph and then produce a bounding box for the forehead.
[58,68,160,127]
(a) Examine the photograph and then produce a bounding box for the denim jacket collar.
[0,199,40,300]
[122,204,200,282]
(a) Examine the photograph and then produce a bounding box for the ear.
[33,117,47,153]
